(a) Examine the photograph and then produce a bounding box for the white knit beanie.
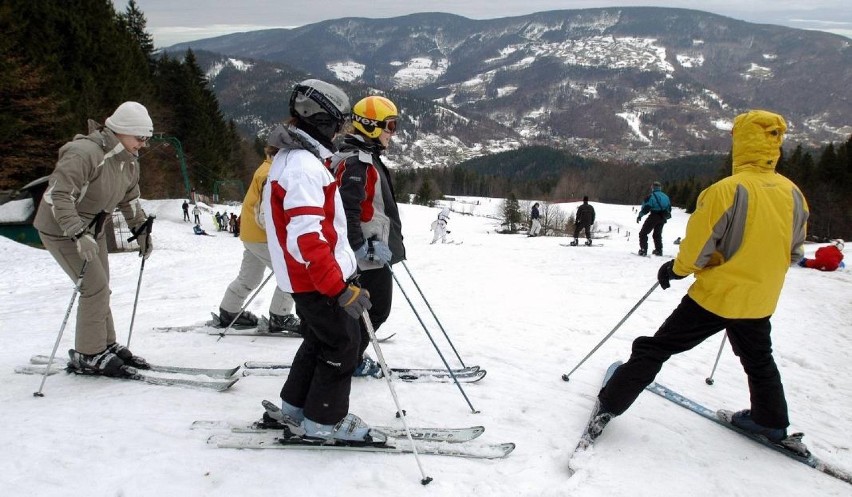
[105,101,153,137]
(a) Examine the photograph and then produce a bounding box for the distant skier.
[192,204,201,224]
[571,196,596,246]
[182,200,190,222]
[636,181,672,256]
[529,202,541,237]
[798,239,844,271]
[193,224,210,236]
[430,207,451,244]
[590,110,809,453]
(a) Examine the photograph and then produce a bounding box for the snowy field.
[0,197,849,496]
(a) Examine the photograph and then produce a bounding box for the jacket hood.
[731,110,786,174]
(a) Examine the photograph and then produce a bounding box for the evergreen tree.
[501,193,522,233]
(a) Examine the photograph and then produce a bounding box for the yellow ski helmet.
[351,95,398,139]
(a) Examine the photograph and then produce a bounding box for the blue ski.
[646,382,852,486]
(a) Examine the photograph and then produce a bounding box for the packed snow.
[0,197,850,496]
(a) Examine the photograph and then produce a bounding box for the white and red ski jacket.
[263,127,357,298]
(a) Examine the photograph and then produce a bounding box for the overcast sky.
[117,1,852,47]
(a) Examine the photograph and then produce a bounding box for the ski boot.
[652,248,663,256]
[638,249,647,256]
[585,239,593,246]
[730,409,786,442]
[586,401,615,440]
[218,308,259,329]
[269,313,301,333]
[569,239,579,246]
[67,348,126,377]
[301,413,387,444]
[107,342,148,368]
[353,355,382,378]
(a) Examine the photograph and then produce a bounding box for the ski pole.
[125,215,155,348]
[388,267,480,414]
[399,260,467,368]
[561,282,659,382]
[34,261,89,397]
[705,333,727,386]
[216,272,274,341]
[362,311,433,486]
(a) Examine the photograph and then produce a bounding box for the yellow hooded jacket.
[239,158,272,243]
[673,110,808,318]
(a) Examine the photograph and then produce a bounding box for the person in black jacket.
[529,202,542,237]
[333,95,406,377]
[571,196,596,246]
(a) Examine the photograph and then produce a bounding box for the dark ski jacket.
[333,134,406,270]
[576,202,595,226]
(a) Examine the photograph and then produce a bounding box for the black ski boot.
[218,308,259,329]
[107,342,148,368]
[68,348,126,377]
[269,313,301,333]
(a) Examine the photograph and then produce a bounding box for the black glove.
[636,216,642,223]
[657,260,686,290]
[336,284,372,319]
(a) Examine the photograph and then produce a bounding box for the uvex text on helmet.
[352,95,398,139]
[289,79,350,138]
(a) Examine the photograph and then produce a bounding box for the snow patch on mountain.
[206,58,253,79]
[391,57,449,88]
[617,111,652,143]
[744,63,773,80]
[512,36,675,73]
[327,61,365,82]
[676,53,705,68]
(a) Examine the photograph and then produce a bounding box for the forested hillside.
[0,0,258,200]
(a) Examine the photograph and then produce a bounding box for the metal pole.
[362,311,433,485]
[216,272,274,341]
[125,216,155,348]
[125,258,145,348]
[399,261,466,367]
[34,261,89,397]
[561,282,659,382]
[388,268,480,414]
[705,333,728,385]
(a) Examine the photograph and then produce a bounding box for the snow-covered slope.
[0,198,849,496]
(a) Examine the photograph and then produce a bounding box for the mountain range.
[168,7,852,168]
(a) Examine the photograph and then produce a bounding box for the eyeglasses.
[135,136,150,143]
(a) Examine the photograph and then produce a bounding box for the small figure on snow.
[182,200,190,222]
[591,110,810,454]
[192,204,201,224]
[430,207,451,244]
[571,196,596,246]
[798,239,844,271]
[528,202,541,237]
[636,182,672,256]
[193,224,210,236]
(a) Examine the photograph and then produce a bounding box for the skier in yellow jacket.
[590,110,809,451]
[216,146,299,332]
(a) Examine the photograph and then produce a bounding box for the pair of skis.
[241,361,486,382]
[18,354,240,391]
[195,400,513,459]
[568,362,852,485]
[154,315,395,341]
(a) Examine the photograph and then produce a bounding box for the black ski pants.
[573,223,592,241]
[280,291,361,425]
[356,264,394,361]
[598,295,789,429]
[639,212,666,252]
